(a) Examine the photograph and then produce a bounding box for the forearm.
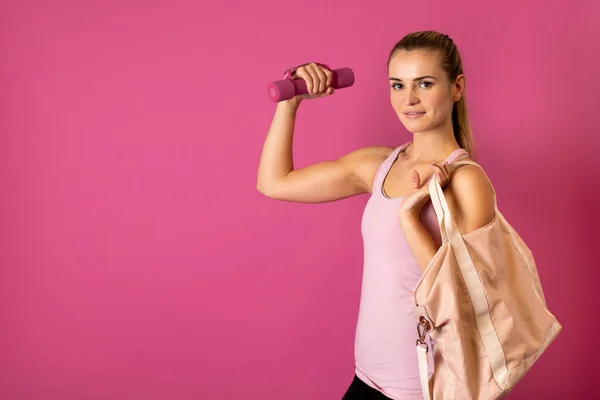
[399,214,440,272]
[256,100,302,192]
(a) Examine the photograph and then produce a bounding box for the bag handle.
[429,180,449,245]
[427,160,509,388]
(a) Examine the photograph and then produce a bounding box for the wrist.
[398,211,421,226]
[278,98,302,111]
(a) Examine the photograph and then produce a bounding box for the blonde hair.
[388,30,477,160]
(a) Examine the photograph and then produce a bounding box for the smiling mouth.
[404,112,426,119]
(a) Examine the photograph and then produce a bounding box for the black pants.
[342,375,393,400]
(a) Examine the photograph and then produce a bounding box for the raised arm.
[257,63,392,203]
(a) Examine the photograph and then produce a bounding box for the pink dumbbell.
[267,67,355,102]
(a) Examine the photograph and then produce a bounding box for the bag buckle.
[416,316,432,347]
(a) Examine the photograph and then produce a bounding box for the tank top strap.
[444,148,470,164]
[372,141,412,192]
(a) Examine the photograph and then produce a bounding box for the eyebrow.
[389,75,437,81]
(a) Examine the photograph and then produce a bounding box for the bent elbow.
[257,182,275,198]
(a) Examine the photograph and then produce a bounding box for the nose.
[404,87,419,106]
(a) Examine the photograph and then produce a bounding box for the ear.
[452,74,466,102]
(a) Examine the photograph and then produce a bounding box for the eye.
[390,81,433,90]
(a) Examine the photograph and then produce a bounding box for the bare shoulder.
[339,145,395,193]
[445,160,496,234]
[448,161,494,196]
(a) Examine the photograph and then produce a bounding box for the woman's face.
[388,49,464,133]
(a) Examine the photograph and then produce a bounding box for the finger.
[412,170,421,189]
[436,162,450,179]
[428,170,447,187]
[443,161,458,176]
[437,172,445,184]
[295,67,309,94]
[311,63,327,92]
[442,162,451,175]
[305,64,323,94]
[324,68,333,89]
[442,162,455,180]
[430,163,447,181]
[299,65,316,95]
[318,87,334,97]
[446,162,459,175]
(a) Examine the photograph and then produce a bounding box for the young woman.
[257,30,495,400]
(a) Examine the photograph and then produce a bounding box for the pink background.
[1,0,599,399]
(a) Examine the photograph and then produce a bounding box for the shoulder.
[444,161,496,234]
[338,145,396,192]
[340,145,395,162]
[448,162,493,195]
[338,145,395,171]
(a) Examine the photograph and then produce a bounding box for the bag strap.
[427,158,468,244]
[417,344,432,399]
[427,161,510,390]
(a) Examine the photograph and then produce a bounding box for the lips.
[404,112,425,119]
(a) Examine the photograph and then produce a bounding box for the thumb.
[411,170,421,189]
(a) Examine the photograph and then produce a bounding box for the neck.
[405,119,460,163]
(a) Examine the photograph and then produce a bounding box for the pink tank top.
[355,141,469,399]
